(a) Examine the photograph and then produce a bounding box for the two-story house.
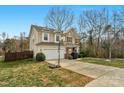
[29,25,80,60]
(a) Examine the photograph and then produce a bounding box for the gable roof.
[29,25,80,39]
[31,25,55,32]
[29,25,63,38]
[64,28,80,39]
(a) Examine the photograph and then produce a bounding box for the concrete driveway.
[47,59,124,87]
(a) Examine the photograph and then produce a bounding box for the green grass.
[0,59,93,87]
[81,57,124,68]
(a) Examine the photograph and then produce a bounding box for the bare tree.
[46,7,74,67]
[20,32,24,52]
[46,7,74,32]
[104,9,123,60]
[1,32,7,42]
[78,13,87,51]
[78,9,97,57]
[78,9,108,56]
[2,39,12,53]
[77,7,124,59]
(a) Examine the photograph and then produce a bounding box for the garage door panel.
[43,48,64,59]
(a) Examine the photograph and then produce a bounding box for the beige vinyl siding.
[38,31,42,43]
[29,27,39,56]
[49,33,54,42]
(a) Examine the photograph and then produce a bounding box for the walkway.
[47,59,124,87]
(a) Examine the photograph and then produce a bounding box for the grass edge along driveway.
[0,59,93,87]
[80,57,124,68]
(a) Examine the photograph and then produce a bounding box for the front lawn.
[0,59,93,87]
[80,58,124,68]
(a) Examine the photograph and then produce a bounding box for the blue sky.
[0,5,123,38]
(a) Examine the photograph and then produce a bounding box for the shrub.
[36,52,46,62]
[78,53,81,58]
[79,50,89,58]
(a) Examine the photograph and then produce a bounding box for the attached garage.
[37,44,65,60]
[42,48,65,60]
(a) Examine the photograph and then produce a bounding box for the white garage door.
[43,48,65,60]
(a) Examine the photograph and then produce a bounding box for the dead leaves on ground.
[0,62,93,87]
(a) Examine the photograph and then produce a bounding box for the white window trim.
[67,36,73,43]
[55,34,61,43]
[42,32,49,42]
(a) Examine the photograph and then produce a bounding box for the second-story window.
[56,35,60,42]
[44,32,48,41]
[55,34,61,43]
[67,37,72,42]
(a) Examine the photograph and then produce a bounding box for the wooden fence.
[5,51,33,62]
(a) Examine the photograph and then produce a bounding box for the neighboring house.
[29,25,80,60]
[14,37,29,52]
[1,37,29,53]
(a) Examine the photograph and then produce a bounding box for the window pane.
[67,37,72,42]
[56,35,60,41]
[44,33,48,40]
